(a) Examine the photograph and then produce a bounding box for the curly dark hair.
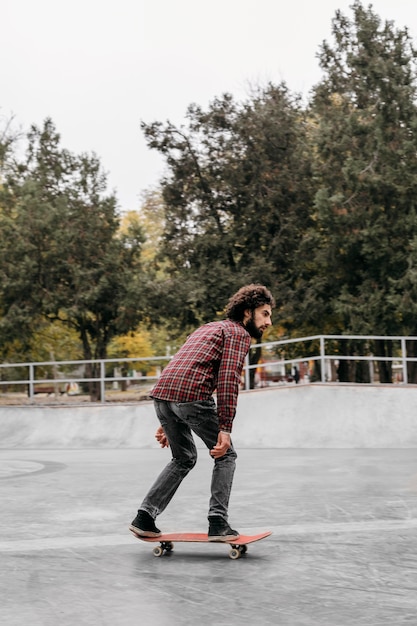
[225,284,275,322]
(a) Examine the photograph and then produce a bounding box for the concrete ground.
[1,447,417,626]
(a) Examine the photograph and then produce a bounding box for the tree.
[0,119,150,399]
[0,114,19,179]
[134,189,166,266]
[142,85,314,332]
[290,1,417,381]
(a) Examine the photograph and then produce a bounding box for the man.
[129,284,274,542]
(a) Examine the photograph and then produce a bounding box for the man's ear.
[242,309,252,325]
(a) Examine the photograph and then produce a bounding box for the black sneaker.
[208,515,240,542]
[129,510,161,537]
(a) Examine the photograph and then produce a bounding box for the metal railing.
[1,334,417,405]
[0,355,171,403]
[244,334,417,387]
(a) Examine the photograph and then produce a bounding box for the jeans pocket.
[176,399,217,428]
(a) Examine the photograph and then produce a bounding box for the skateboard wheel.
[240,544,247,554]
[229,548,240,560]
[152,546,164,557]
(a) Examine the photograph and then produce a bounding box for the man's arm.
[215,330,251,434]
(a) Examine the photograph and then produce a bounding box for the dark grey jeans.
[139,398,237,522]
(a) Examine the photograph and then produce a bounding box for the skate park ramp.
[1,383,417,448]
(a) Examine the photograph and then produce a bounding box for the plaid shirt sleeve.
[216,327,251,433]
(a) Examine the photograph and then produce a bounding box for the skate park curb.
[1,384,417,448]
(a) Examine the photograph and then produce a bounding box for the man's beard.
[245,315,263,340]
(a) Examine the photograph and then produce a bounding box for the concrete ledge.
[1,384,417,448]
[0,403,157,449]
[236,384,417,447]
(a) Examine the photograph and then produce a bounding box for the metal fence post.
[100,360,106,403]
[28,364,34,399]
[401,337,408,384]
[320,336,326,382]
[244,354,250,390]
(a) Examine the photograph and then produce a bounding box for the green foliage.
[287,1,417,344]
[1,318,83,365]
[142,84,315,330]
[0,119,151,398]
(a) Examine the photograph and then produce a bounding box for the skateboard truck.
[152,539,248,560]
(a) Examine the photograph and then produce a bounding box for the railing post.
[320,336,326,382]
[28,364,34,399]
[401,337,408,385]
[244,353,250,390]
[100,360,106,403]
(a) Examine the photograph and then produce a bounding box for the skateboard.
[129,528,272,560]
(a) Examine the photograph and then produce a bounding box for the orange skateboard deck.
[129,528,272,559]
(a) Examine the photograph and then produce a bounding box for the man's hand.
[155,425,169,448]
[210,431,231,459]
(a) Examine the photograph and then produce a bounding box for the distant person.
[293,365,300,384]
[129,284,275,541]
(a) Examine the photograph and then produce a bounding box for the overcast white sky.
[2,0,417,212]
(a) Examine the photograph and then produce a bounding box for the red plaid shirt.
[151,319,251,433]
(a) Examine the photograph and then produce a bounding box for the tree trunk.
[374,339,392,384]
[406,340,417,383]
[249,346,262,389]
[80,328,102,401]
